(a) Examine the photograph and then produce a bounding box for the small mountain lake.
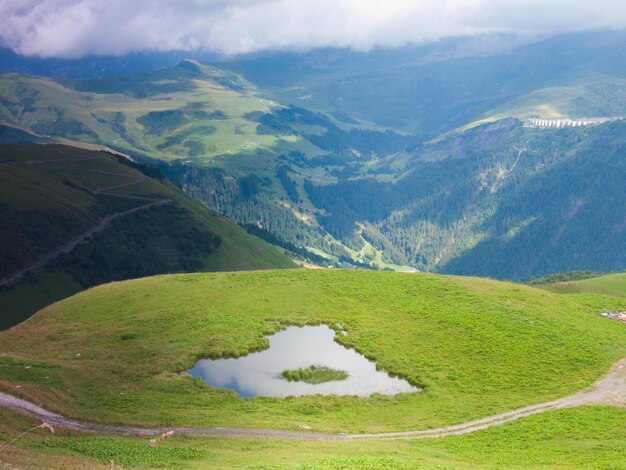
[188,325,419,397]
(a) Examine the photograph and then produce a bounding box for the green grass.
[32,436,204,468]
[0,270,624,434]
[0,63,317,162]
[464,73,626,129]
[540,272,626,297]
[281,365,348,384]
[1,406,625,469]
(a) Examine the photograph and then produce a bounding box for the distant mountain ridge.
[2,30,626,280]
[215,30,626,136]
[0,47,221,79]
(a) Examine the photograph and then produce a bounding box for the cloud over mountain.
[2,0,626,58]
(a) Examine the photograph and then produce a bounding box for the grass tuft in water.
[280,365,348,384]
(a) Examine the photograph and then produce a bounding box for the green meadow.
[0,270,624,434]
[0,63,313,163]
[541,271,626,297]
[0,401,624,468]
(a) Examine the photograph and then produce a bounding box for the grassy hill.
[0,270,624,432]
[0,269,624,467]
[540,272,626,297]
[218,30,626,136]
[0,61,314,163]
[0,144,294,328]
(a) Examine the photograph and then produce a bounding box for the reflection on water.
[188,325,419,397]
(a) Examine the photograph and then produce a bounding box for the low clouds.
[2,0,626,58]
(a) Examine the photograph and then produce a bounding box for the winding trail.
[0,357,624,441]
[0,156,173,288]
[2,148,625,441]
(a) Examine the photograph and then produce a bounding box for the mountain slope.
[306,119,626,280]
[0,61,312,162]
[3,32,626,279]
[218,30,626,137]
[440,121,626,279]
[539,272,626,297]
[0,143,294,328]
[0,65,415,269]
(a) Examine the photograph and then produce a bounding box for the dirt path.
[0,160,172,288]
[0,357,623,441]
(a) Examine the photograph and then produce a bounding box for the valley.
[1,23,626,469]
[4,32,626,279]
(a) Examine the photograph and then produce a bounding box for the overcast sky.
[2,0,626,58]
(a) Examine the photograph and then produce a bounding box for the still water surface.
[188,325,419,397]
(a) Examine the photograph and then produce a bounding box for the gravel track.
[0,357,623,441]
[0,159,172,287]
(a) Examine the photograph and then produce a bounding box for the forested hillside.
[2,31,626,279]
[0,144,293,328]
[306,120,626,279]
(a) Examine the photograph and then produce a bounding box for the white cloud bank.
[2,0,626,58]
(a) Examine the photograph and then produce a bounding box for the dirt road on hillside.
[0,357,623,441]
[0,160,172,288]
